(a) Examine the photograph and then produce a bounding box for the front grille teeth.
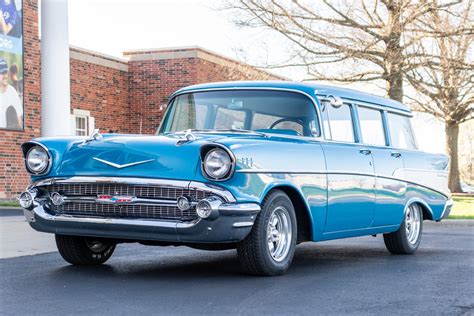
[46,183,210,200]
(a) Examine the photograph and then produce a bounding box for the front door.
[322,143,376,232]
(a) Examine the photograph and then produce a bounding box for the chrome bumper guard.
[20,177,261,243]
[440,199,453,220]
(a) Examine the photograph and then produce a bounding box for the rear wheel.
[237,190,297,276]
[384,203,423,254]
[55,235,116,265]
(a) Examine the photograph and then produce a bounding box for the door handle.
[359,149,371,155]
[391,152,402,158]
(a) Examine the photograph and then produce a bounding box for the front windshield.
[159,90,319,137]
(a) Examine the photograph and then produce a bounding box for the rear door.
[356,105,406,227]
[319,99,376,232]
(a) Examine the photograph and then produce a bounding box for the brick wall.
[70,48,130,133]
[0,0,41,199]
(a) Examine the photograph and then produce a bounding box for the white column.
[41,0,71,136]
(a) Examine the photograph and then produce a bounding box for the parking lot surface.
[1,217,473,315]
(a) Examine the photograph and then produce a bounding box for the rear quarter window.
[387,113,417,149]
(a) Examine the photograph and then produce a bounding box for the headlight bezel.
[201,145,235,181]
[23,142,52,175]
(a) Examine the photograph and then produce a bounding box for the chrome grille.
[39,182,213,221]
[58,203,196,221]
[44,183,211,200]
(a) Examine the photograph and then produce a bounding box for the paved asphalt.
[0,218,473,315]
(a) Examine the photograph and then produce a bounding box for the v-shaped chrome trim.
[92,157,155,169]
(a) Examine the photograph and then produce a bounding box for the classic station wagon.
[19,81,452,275]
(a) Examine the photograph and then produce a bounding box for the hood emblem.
[93,157,154,169]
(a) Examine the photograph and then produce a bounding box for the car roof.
[173,81,411,113]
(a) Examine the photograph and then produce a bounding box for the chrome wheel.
[405,204,421,245]
[266,206,292,262]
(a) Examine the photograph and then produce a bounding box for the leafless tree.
[406,0,473,192]
[225,0,461,101]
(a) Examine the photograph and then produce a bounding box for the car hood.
[52,134,214,180]
[31,132,316,181]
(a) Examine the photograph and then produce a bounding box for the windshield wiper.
[217,129,268,137]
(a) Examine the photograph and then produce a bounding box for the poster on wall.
[0,0,23,130]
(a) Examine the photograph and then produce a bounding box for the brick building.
[0,0,281,200]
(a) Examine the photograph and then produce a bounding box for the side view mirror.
[327,95,343,108]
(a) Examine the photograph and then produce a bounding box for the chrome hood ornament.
[83,129,103,145]
[176,129,196,145]
[92,157,155,169]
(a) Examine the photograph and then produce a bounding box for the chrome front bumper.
[21,177,261,243]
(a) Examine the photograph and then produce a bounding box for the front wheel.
[55,235,116,265]
[384,203,423,254]
[237,190,297,276]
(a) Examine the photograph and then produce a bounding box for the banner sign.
[0,0,23,130]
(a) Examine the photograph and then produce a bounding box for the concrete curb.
[0,207,23,217]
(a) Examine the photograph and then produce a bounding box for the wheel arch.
[405,198,434,221]
[261,183,313,243]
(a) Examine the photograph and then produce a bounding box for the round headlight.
[203,148,233,180]
[26,146,50,174]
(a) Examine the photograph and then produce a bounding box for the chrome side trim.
[236,169,450,198]
[30,177,237,203]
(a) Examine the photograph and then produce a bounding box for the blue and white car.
[19,81,452,275]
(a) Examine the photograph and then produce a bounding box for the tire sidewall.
[259,191,297,273]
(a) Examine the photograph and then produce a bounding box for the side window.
[321,101,355,142]
[358,106,386,146]
[387,113,417,149]
[214,108,246,130]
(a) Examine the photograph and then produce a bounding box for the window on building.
[358,106,386,146]
[75,115,88,136]
[387,113,417,149]
[71,109,95,136]
[321,101,355,142]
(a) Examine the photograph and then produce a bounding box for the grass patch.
[448,215,474,220]
[0,201,19,207]
[449,195,473,219]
